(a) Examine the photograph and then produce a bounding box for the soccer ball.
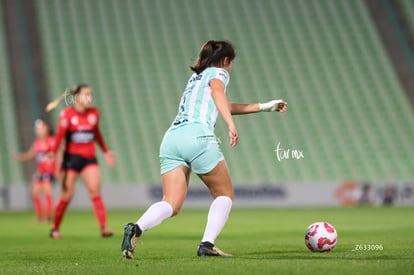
[305,222,337,252]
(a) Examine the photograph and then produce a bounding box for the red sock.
[45,194,54,219]
[33,197,42,220]
[92,196,107,228]
[53,200,69,230]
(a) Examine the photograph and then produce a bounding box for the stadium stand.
[33,0,414,184]
[0,1,24,185]
[400,0,414,32]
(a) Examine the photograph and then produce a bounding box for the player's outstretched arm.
[229,100,288,115]
[11,149,35,161]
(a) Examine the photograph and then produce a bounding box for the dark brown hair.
[69,84,90,95]
[35,118,54,135]
[190,40,236,74]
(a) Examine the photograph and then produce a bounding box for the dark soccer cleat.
[197,241,233,257]
[101,227,114,238]
[121,223,142,259]
[49,229,62,239]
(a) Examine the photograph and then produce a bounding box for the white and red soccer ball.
[305,222,337,252]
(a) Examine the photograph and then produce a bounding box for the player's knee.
[88,190,100,198]
[212,190,234,200]
[224,193,234,200]
[61,191,74,201]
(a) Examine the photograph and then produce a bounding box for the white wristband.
[259,99,284,112]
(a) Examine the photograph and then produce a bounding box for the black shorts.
[33,173,55,182]
[62,153,98,173]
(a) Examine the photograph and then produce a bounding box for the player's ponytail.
[190,40,236,74]
[45,89,71,112]
[45,84,90,112]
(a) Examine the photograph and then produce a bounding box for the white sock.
[136,201,173,231]
[201,196,233,244]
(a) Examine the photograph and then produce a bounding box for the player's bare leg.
[122,165,190,259]
[197,160,234,256]
[161,165,191,215]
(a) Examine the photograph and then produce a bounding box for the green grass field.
[0,207,413,274]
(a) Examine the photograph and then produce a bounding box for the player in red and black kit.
[13,119,57,222]
[49,84,116,239]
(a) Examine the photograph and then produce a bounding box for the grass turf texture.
[0,207,413,275]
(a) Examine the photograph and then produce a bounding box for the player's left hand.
[259,99,288,112]
[275,100,288,112]
[228,124,239,148]
[104,150,116,167]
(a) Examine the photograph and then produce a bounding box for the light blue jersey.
[170,67,230,131]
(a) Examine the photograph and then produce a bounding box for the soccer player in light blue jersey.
[122,40,288,258]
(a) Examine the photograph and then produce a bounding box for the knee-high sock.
[92,195,107,228]
[53,199,69,230]
[136,201,173,231]
[33,197,42,220]
[45,193,53,219]
[201,196,232,244]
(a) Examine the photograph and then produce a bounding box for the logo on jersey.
[71,131,95,143]
[71,116,79,126]
[219,72,227,79]
[35,153,48,162]
[87,114,97,125]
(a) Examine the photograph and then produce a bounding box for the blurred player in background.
[12,119,56,222]
[48,84,116,239]
[121,40,288,258]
